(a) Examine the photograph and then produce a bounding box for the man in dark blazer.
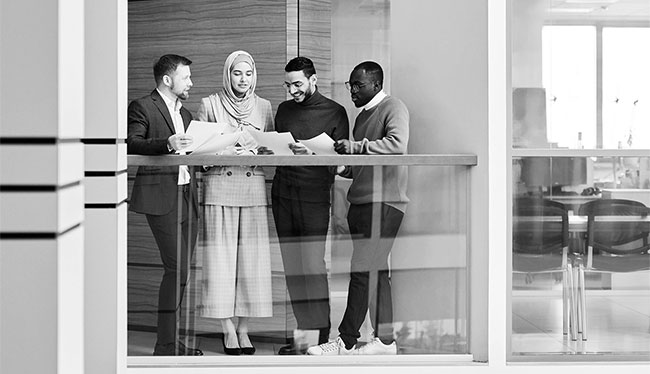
[127,54,202,356]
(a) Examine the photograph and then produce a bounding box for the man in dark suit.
[127,54,202,356]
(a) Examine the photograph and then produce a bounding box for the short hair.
[285,56,316,78]
[153,54,192,85]
[354,61,383,86]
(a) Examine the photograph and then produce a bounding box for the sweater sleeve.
[352,99,409,155]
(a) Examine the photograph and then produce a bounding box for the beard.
[170,81,189,100]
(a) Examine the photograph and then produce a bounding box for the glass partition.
[510,0,650,360]
[126,156,474,363]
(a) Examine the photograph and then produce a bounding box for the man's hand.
[168,134,193,151]
[289,142,313,155]
[334,139,352,154]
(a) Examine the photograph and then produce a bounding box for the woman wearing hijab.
[196,51,273,355]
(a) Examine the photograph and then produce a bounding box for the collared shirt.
[362,90,388,111]
[157,89,190,185]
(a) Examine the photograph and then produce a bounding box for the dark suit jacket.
[127,89,198,216]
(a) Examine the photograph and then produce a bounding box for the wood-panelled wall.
[128,0,288,115]
[298,0,332,97]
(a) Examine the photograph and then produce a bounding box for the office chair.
[513,197,577,339]
[576,199,650,341]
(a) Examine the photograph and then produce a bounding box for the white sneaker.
[306,337,355,356]
[351,337,397,355]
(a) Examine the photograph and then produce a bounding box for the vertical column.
[0,1,85,373]
[84,0,128,373]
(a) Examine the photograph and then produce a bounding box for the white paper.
[298,132,337,155]
[248,131,295,156]
[184,120,232,153]
[190,132,241,155]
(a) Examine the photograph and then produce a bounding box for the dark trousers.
[339,203,404,348]
[272,193,331,340]
[145,184,198,345]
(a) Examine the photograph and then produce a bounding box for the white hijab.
[218,50,258,120]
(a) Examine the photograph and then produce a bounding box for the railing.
[128,154,478,166]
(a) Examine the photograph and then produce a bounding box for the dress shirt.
[157,89,190,185]
[362,90,387,111]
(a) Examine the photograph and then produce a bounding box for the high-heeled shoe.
[238,333,256,355]
[222,336,241,356]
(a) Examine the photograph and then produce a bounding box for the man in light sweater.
[307,61,409,355]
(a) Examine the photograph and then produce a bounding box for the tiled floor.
[512,290,650,356]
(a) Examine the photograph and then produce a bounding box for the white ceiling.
[548,0,650,21]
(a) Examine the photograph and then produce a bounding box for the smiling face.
[348,68,379,108]
[230,61,253,97]
[166,64,193,100]
[284,70,317,103]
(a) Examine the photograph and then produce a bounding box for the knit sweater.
[340,95,410,208]
[273,89,349,202]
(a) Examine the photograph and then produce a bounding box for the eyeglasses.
[344,81,367,92]
[283,81,304,90]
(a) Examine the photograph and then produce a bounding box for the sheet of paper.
[298,132,337,155]
[190,132,241,155]
[185,120,231,153]
[248,131,295,156]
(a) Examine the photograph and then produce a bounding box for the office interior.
[0,0,649,373]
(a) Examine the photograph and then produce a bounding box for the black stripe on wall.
[0,223,82,239]
[85,199,128,209]
[85,170,127,177]
[0,181,82,192]
[82,138,126,144]
[0,138,81,144]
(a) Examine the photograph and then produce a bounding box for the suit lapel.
[151,89,176,134]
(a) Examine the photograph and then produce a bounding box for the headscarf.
[218,50,258,121]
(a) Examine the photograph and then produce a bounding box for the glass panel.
[127,0,473,365]
[127,161,470,358]
[512,155,650,356]
[603,27,650,149]
[510,0,650,360]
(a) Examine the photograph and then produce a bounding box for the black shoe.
[241,345,256,355]
[278,343,306,355]
[222,338,241,356]
[153,341,203,356]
